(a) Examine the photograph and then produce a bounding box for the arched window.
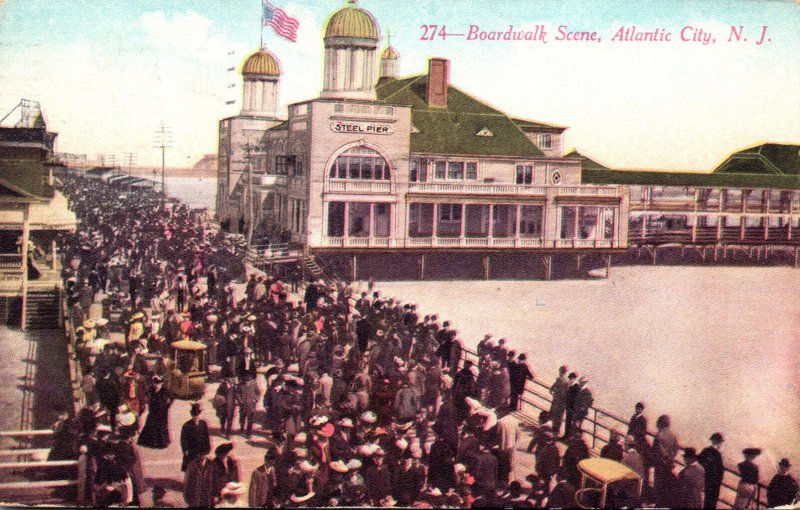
[328,146,391,180]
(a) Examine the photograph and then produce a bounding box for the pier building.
[216,1,630,279]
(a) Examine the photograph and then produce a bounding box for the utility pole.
[124,152,137,188]
[105,155,118,177]
[242,140,258,254]
[153,124,173,200]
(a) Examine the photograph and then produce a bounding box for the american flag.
[263,0,299,42]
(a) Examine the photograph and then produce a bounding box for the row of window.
[267,145,561,184]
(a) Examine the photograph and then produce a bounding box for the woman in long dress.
[137,376,174,449]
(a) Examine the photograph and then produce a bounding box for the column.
[459,204,465,244]
[368,203,375,247]
[487,204,494,245]
[343,202,350,242]
[20,205,30,331]
[515,205,521,246]
[432,204,439,245]
[692,189,699,242]
[52,239,58,271]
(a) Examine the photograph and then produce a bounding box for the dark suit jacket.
[180,419,211,471]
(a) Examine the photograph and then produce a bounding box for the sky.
[0,0,798,170]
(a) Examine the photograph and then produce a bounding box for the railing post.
[77,449,87,507]
[592,408,598,449]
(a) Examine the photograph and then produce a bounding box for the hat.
[329,460,349,473]
[337,417,354,428]
[299,460,318,473]
[151,375,163,383]
[131,312,145,320]
[83,319,96,329]
[346,458,362,470]
[374,427,387,436]
[292,447,308,459]
[246,314,256,322]
[215,442,234,456]
[742,448,762,457]
[779,458,792,468]
[373,447,385,457]
[96,318,109,327]
[469,365,479,377]
[428,487,442,497]
[293,432,308,444]
[318,423,335,438]
[221,482,245,496]
[289,491,315,503]
[464,397,482,411]
[287,363,300,373]
[683,447,698,459]
[190,403,202,416]
[358,444,378,457]
[360,411,377,424]
[380,495,398,507]
[394,420,412,431]
[118,411,136,427]
[395,439,409,451]
[568,372,578,379]
[309,415,329,427]
[709,432,724,443]
[206,314,218,323]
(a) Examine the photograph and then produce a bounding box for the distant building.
[0,109,76,328]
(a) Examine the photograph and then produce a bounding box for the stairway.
[303,255,335,287]
[24,289,60,330]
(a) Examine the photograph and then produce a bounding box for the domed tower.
[321,0,381,100]
[241,48,281,118]
[379,39,399,79]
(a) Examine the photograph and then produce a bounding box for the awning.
[0,190,77,230]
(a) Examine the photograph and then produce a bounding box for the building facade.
[217,2,630,267]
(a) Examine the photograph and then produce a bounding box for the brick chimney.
[426,58,449,108]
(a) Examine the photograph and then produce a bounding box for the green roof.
[512,117,567,131]
[713,143,800,176]
[376,75,543,158]
[578,144,800,190]
[564,149,611,171]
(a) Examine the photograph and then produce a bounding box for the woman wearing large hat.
[136,376,174,449]
[734,448,762,509]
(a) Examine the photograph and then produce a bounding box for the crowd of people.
[45,173,797,508]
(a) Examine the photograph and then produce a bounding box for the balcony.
[327,179,392,193]
[555,186,622,197]
[321,236,392,248]
[409,182,546,195]
[408,182,623,197]
[318,236,617,249]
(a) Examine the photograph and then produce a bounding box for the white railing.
[556,238,615,248]
[328,179,392,193]
[408,182,547,195]
[321,237,392,247]
[556,186,621,197]
[319,236,616,249]
[407,182,622,197]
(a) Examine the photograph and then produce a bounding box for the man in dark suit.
[563,372,580,439]
[181,403,211,472]
[698,432,725,509]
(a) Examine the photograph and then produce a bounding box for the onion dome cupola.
[241,48,282,118]
[379,34,399,79]
[321,0,381,100]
